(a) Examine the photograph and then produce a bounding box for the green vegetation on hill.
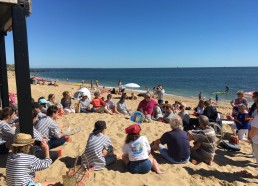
[7,64,15,71]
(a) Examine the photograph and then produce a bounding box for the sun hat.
[38,98,49,104]
[12,133,35,146]
[32,102,41,109]
[125,124,141,134]
[92,121,107,134]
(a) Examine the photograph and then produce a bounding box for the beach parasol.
[124,83,140,88]
[73,87,91,100]
[244,91,255,98]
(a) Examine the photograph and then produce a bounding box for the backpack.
[218,140,241,151]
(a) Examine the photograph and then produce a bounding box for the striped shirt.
[0,120,15,145]
[81,133,112,170]
[15,125,43,142]
[6,153,52,186]
[34,117,61,138]
[192,126,216,158]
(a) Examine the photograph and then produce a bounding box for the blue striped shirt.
[34,117,61,138]
[81,133,112,170]
[6,153,52,186]
[0,121,15,145]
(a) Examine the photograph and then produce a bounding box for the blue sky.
[5,0,258,68]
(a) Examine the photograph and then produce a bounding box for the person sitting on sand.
[128,92,137,100]
[15,112,59,162]
[162,106,174,123]
[194,100,205,116]
[47,94,63,111]
[137,93,158,122]
[38,97,49,114]
[203,101,219,122]
[32,102,46,121]
[105,94,120,114]
[48,81,58,87]
[6,133,58,186]
[178,104,190,127]
[122,124,163,174]
[61,91,75,114]
[81,121,117,170]
[152,106,163,121]
[188,115,216,165]
[79,93,91,113]
[172,101,181,113]
[117,96,130,115]
[34,105,67,149]
[151,115,190,164]
[0,107,15,154]
[91,91,113,115]
[231,104,249,140]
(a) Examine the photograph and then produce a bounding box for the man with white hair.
[151,115,190,164]
[188,115,216,165]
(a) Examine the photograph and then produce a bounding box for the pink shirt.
[137,99,158,115]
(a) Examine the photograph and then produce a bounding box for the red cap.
[125,124,141,134]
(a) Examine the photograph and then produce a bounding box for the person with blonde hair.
[151,115,190,164]
[6,133,58,186]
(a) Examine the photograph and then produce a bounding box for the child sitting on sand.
[6,133,58,186]
[122,124,163,174]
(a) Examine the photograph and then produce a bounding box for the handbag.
[62,156,94,186]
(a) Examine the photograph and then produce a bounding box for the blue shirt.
[160,129,190,162]
[236,113,249,130]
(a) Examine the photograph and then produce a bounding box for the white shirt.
[251,109,258,144]
[155,89,165,101]
[122,136,150,161]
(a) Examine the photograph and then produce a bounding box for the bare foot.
[157,171,164,174]
[191,159,199,165]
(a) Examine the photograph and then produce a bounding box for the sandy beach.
[1,71,258,186]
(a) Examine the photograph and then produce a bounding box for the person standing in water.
[198,92,202,100]
[96,80,99,88]
[215,95,218,104]
[225,86,229,93]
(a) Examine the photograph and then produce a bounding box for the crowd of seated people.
[2,87,258,185]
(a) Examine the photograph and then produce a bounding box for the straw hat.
[12,133,35,146]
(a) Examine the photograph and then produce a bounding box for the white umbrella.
[119,85,126,90]
[124,83,140,88]
[73,87,91,100]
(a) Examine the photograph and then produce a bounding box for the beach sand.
[1,72,258,186]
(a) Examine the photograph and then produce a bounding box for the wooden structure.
[0,0,33,135]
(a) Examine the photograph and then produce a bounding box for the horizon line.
[29,66,258,69]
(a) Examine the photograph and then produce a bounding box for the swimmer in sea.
[225,86,229,93]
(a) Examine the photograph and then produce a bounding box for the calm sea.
[31,67,257,101]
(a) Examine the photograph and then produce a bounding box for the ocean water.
[31,67,257,101]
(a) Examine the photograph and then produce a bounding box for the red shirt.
[137,99,158,115]
[92,98,106,109]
